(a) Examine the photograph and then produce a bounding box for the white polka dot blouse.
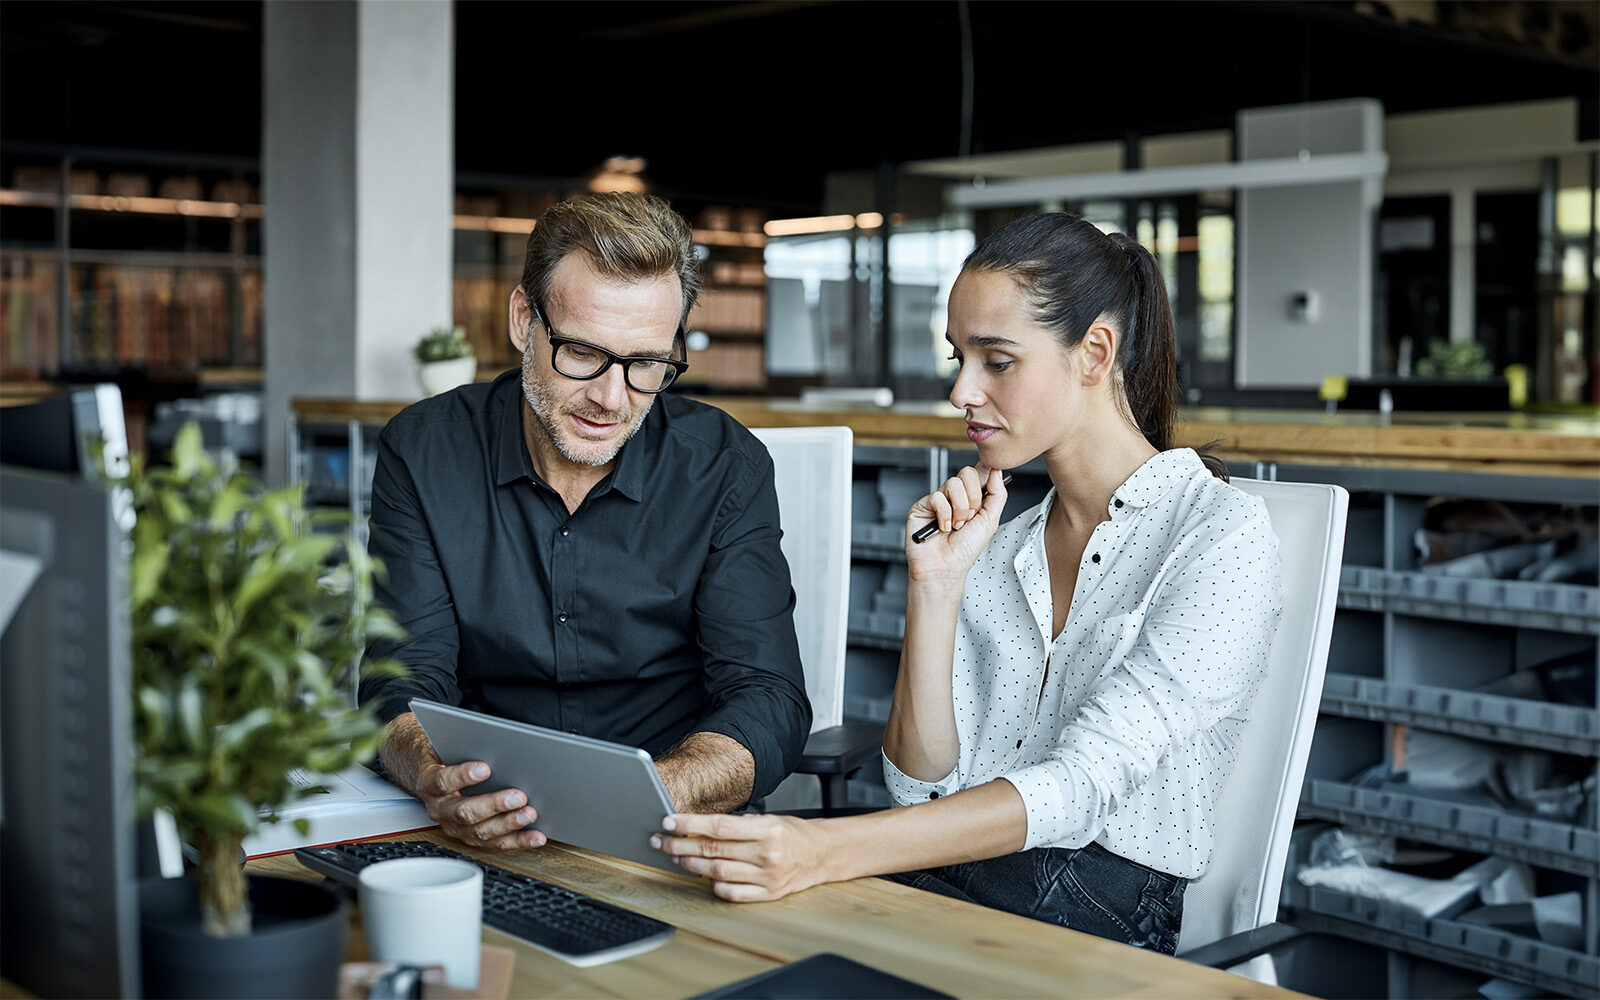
[882,448,1283,879]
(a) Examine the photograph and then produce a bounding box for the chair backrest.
[747,426,853,733]
[1178,477,1348,954]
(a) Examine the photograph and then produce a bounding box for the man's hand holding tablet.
[379,711,545,851]
[416,758,547,850]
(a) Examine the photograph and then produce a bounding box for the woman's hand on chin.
[905,464,1008,585]
[649,812,832,902]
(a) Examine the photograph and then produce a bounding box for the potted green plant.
[413,325,478,396]
[1415,339,1494,380]
[126,424,405,996]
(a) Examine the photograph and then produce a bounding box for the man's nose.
[586,365,631,412]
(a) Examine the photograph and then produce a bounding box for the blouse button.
[928,791,940,799]
[1091,553,1101,563]
[1114,499,1124,509]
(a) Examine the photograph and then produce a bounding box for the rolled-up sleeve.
[1001,507,1282,850]
[688,448,811,803]
[883,751,959,806]
[359,425,464,723]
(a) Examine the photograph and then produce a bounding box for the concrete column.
[262,0,453,484]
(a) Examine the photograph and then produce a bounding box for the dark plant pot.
[141,874,346,999]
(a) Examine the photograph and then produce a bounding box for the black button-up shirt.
[359,370,810,801]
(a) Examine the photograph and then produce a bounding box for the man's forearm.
[378,712,444,797]
[656,732,755,813]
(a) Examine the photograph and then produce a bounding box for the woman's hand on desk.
[649,813,834,902]
[416,760,546,851]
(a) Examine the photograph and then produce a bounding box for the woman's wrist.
[808,816,863,885]
[905,576,966,607]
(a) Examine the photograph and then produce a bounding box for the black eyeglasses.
[531,299,689,394]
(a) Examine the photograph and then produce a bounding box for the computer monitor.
[0,466,141,997]
[0,383,130,479]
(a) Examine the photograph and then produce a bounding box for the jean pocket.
[1055,846,1149,945]
[1132,872,1186,955]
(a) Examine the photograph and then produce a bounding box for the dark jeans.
[883,841,1186,954]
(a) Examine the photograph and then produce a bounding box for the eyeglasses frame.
[530,296,689,395]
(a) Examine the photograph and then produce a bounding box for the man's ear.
[1078,320,1118,386]
[509,284,532,354]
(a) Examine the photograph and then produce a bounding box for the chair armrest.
[1178,922,1305,969]
[796,721,884,776]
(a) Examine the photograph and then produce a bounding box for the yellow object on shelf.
[1503,364,1528,409]
[1318,375,1348,402]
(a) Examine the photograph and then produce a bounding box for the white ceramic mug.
[358,857,483,989]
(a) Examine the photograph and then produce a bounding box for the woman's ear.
[1077,320,1118,386]
[509,285,532,354]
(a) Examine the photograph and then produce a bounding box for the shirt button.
[557,613,569,623]
[560,527,570,536]
[1091,553,1101,563]
[1015,739,1023,748]
[1114,499,1124,509]
[928,791,940,799]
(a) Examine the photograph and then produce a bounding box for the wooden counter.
[291,395,1600,479]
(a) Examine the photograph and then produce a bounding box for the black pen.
[911,473,1012,543]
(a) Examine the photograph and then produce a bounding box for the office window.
[764,234,859,382]
[888,225,974,392]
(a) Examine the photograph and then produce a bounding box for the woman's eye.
[986,358,1014,372]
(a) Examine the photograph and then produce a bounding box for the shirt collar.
[491,370,534,487]
[489,369,649,503]
[605,411,651,503]
[1112,447,1202,510]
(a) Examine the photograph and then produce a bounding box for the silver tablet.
[408,699,687,875]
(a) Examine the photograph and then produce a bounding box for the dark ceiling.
[3,1,1596,213]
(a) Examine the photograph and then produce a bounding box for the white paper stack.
[243,765,435,858]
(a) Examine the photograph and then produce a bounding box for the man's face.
[510,253,682,469]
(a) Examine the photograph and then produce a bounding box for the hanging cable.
[958,0,974,158]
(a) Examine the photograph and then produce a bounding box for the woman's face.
[944,268,1085,470]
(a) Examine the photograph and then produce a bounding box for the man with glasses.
[359,192,810,850]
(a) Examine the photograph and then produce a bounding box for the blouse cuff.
[881,750,959,806]
[1000,764,1073,850]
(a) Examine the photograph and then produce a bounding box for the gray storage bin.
[874,469,926,527]
[851,521,905,557]
[1284,881,1599,998]
[1301,779,1599,878]
[1345,569,1600,634]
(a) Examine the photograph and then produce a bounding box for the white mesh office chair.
[747,427,877,812]
[1177,478,1348,981]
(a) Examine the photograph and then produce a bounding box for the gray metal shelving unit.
[1277,462,1600,998]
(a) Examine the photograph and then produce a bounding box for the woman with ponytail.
[652,213,1281,954]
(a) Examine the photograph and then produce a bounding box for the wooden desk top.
[292,392,1599,480]
[250,830,1298,999]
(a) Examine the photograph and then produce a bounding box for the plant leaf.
[171,422,205,478]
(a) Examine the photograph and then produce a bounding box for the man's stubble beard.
[521,341,652,468]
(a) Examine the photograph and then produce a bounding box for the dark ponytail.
[964,213,1227,480]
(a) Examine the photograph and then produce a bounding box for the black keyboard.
[296,840,675,967]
